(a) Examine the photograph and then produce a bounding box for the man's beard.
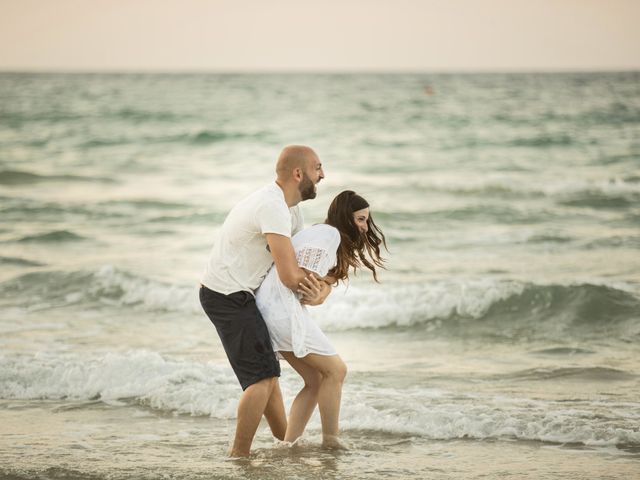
[299,173,316,200]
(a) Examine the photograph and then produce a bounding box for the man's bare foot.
[322,435,349,450]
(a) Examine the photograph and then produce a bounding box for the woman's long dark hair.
[325,190,387,283]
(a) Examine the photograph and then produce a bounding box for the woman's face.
[353,207,369,234]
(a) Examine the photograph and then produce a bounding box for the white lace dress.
[256,224,341,358]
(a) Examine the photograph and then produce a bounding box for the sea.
[1,72,639,479]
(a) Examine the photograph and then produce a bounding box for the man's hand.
[298,274,332,306]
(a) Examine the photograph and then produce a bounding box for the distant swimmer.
[424,85,435,95]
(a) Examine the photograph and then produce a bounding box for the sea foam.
[1,351,638,447]
[0,351,238,418]
[339,386,640,447]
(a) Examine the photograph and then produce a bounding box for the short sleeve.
[256,200,291,237]
[293,225,341,277]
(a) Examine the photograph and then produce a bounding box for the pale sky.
[1,0,639,72]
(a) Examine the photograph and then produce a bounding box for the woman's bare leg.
[280,351,322,442]
[297,354,347,447]
[263,379,287,440]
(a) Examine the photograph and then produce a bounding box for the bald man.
[199,145,329,457]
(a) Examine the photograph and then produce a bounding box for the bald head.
[276,145,319,180]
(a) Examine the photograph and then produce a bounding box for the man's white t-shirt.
[201,182,304,295]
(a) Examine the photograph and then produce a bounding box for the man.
[199,145,330,457]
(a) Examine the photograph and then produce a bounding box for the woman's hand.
[298,274,332,306]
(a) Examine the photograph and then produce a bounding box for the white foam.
[86,267,528,328]
[48,267,640,332]
[1,351,637,447]
[338,386,640,447]
[0,351,238,418]
[311,279,525,331]
[91,265,200,313]
[19,266,525,327]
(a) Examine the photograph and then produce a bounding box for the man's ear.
[293,167,303,182]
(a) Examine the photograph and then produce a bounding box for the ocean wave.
[0,169,115,185]
[497,366,637,382]
[559,192,640,210]
[16,230,86,243]
[191,130,244,144]
[532,178,640,198]
[624,212,640,226]
[0,256,46,267]
[0,110,83,127]
[2,198,220,227]
[341,386,640,447]
[583,235,640,249]
[489,100,640,129]
[1,351,637,447]
[314,280,640,337]
[78,129,269,148]
[404,176,640,202]
[525,234,574,244]
[624,174,640,183]
[374,205,550,225]
[0,351,238,417]
[1,268,638,339]
[507,133,574,148]
[1,198,186,222]
[79,137,132,148]
[529,347,595,356]
[148,211,226,224]
[439,132,576,150]
[110,107,187,122]
[100,199,191,210]
[191,129,272,145]
[583,101,640,125]
[0,202,123,224]
[0,266,197,312]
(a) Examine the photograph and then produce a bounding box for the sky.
[1,0,639,72]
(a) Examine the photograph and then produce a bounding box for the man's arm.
[265,233,308,291]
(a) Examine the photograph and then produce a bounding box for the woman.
[256,190,387,447]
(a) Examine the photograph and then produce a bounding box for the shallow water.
[1,72,639,478]
[2,401,639,480]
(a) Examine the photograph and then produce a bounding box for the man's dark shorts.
[199,285,280,390]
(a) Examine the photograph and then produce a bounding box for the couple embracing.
[199,145,386,457]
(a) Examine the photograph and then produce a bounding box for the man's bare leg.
[231,376,277,457]
[263,379,287,440]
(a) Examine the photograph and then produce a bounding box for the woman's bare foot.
[322,435,349,450]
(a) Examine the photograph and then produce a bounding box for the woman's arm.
[323,274,337,285]
[298,272,332,306]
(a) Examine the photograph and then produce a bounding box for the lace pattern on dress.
[296,246,328,274]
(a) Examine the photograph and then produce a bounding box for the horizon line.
[1,67,639,75]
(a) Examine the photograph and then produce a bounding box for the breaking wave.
[0,351,637,447]
[1,266,638,340]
